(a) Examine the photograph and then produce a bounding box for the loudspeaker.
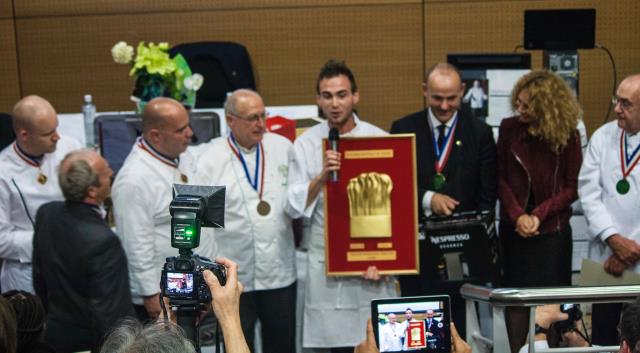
[544,51,579,97]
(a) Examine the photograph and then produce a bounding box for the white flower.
[184,73,204,91]
[111,41,134,64]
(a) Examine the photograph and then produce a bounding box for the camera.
[555,303,583,333]
[163,254,226,302]
[160,184,225,305]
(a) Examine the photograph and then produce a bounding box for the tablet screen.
[371,295,451,353]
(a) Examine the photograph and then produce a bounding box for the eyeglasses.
[612,96,634,111]
[229,112,268,123]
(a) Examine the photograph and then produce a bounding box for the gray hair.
[224,89,261,117]
[100,319,196,353]
[58,151,99,202]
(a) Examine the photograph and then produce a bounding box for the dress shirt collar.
[428,108,458,131]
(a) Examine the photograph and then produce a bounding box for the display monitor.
[524,9,596,50]
[448,53,531,127]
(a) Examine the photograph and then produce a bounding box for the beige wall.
[2,0,639,134]
[0,0,20,111]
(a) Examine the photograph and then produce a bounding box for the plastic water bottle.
[82,94,96,148]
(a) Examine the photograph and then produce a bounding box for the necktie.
[437,124,446,151]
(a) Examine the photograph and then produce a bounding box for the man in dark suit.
[424,310,445,350]
[33,150,134,353]
[390,62,497,334]
[390,62,496,218]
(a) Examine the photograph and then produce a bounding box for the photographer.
[101,257,250,353]
[518,304,588,353]
[202,257,250,353]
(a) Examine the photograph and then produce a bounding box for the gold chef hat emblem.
[347,172,393,238]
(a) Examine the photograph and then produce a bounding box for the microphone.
[328,128,339,182]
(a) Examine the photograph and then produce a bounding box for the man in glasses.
[0,95,81,293]
[579,74,640,346]
[196,89,297,353]
[111,97,215,321]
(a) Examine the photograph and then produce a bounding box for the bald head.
[615,74,640,134]
[59,149,113,204]
[620,74,640,95]
[424,63,464,123]
[12,95,56,132]
[142,97,188,134]
[425,63,462,87]
[141,97,193,159]
[12,95,60,156]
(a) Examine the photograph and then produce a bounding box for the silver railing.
[461,284,640,353]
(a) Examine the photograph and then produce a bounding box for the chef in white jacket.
[112,97,214,321]
[579,73,640,345]
[0,95,81,293]
[288,60,396,351]
[196,89,297,353]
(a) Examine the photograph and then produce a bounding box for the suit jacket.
[390,108,497,216]
[33,201,133,353]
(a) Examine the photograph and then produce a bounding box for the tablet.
[371,295,451,353]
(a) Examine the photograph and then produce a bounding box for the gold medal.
[37,173,47,185]
[180,174,188,183]
[257,200,271,216]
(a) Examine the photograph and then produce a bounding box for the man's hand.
[604,254,628,276]
[306,150,341,208]
[143,293,162,320]
[535,304,568,330]
[362,265,383,281]
[451,323,471,353]
[203,258,250,353]
[355,318,379,353]
[203,257,244,324]
[430,193,459,216]
[320,150,341,183]
[606,234,640,266]
[560,330,589,347]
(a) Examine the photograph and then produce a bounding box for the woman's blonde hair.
[510,70,582,152]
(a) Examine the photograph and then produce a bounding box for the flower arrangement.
[111,41,203,110]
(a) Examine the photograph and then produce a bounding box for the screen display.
[460,69,530,127]
[372,295,451,353]
[166,272,194,295]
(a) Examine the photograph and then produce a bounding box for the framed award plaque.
[323,134,419,275]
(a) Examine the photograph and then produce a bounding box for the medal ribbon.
[432,116,458,173]
[137,137,188,181]
[227,134,265,199]
[620,131,640,179]
[13,142,42,167]
[137,137,180,168]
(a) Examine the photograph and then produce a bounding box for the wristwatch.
[534,324,549,335]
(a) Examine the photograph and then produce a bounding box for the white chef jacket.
[579,121,640,270]
[195,132,296,291]
[380,322,404,352]
[288,116,397,348]
[112,139,215,305]
[0,136,81,293]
